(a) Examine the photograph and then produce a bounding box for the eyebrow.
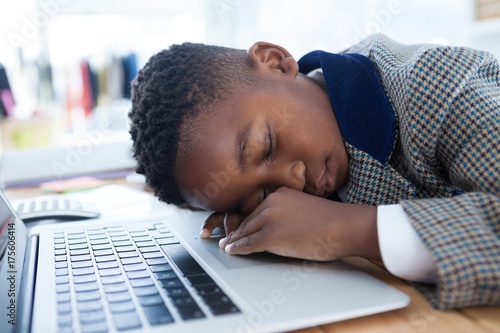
[238,123,253,172]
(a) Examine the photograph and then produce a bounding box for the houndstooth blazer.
[341,34,500,310]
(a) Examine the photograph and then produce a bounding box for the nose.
[287,160,306,191]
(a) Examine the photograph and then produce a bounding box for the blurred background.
[0,0,499,187]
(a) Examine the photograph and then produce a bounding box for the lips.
[316,164,335,197]
[324,166,334,196]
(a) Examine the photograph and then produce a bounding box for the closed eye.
[265,124,274,160]
[262,188,271,202]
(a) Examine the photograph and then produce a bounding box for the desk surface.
[4,181,500,333]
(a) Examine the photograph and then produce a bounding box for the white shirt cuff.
[377,204,438,284]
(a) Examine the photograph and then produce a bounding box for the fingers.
[218,213,244,249]
[220,212,266,251]
[225,233,267,255]
[224,213,243,237]
[199,212,224,238]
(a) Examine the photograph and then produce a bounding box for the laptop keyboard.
[52,220,240,333]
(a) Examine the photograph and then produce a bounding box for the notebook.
[0,189,409,333]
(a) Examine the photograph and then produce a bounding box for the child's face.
[174,42,349,215]
[175,76,349,215]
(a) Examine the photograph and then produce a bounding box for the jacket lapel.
[345,142,417,205]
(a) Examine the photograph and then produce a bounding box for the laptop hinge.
[15,235,39,333]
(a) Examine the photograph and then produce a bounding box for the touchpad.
[200,233,300,270]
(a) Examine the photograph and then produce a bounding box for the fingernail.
[225,243,233,254]
[199,229,210,238]
[219,237,227,249]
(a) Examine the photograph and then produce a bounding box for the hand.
[199,211,245,240]
[218,187,380,261]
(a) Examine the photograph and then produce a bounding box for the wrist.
[341,205,381,260]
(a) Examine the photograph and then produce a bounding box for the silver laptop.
[0,189,409,333]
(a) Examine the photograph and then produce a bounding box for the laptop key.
[70,248,90,256]
[142,251,163,259]
[87,228,105,235]
[73,274,97,284]
[143,304,175,325]
[128,277,154,288]
[55,255,67,262]
[72,261,93,269]
[101,275,125,284]
[95,255,116,263]
[118,251,138,259]
[71,254,92,262]
[57,313,73,327]
[149,264,172,273]
[74,282,99,293]
[88,233,107,240]
[146,257,168,265]
[55,261,68,269]
[154,271,178,280]
[137,294,164,306]
[157,238,180,246]
[112,311,142,331]
[158,278,183,289]
[81,321,108,333]
[72,267,95,276]
[115,245,135,253]
[78,301,103,312]
[103,283,128,294]
[120,257,142,265]
[160,244,205,276]
[55,268,69,276]
[57,293,71,303]
[195,284,223,296]
[126,270,150,279]
[69,243,89,250]
[139,246,159,253]
[113,240,133,247]
[131,235,151,242]
[97,261,119,270]
[187,273,215,286]
[56,284,70,293]
[67,233,85,240]
[92,244,111,251]
[54,249,67,256]
[109,301,135,314]
[93,249,114,256]
[76,291,101,302]
[56,276,69,284]
[90,239,109,246]
[209,303,241,316]
[68,238,87,245]
[135,241,156,248]
[171,295,197,308]
[106,291,131,303]
[57,302,72,314]
[110,235,129,242]
[202,294,232,306]
[132,286,159,297]
[79,310,106,323]
[123,263,146,272]
[99,268,122,277]
[177,306,205,320]
[165,287,190,297]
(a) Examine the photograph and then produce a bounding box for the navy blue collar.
[298,50,396,164]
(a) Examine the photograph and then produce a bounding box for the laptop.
[0,189,409,333]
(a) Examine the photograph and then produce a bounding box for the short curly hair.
[129,43,262,206]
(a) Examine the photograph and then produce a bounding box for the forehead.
[174,98,246,211]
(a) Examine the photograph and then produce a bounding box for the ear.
[247,42,298,77]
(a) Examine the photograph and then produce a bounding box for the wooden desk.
[4,182,500,333]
